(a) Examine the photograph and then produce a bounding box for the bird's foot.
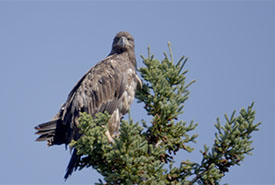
[105,130,114,143]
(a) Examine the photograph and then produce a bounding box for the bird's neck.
[109,50,137,67]
[126,50,137,67]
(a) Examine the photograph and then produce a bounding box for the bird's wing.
[60,54,130,143]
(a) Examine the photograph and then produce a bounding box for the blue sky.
[0,1,274,184]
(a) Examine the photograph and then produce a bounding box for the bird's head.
[110,32,135,54]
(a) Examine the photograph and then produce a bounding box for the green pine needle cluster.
[72,113,167,184]
[136,45,198,158]
[191,102,261,184]
[70,44,261,184]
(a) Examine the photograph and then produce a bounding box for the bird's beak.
[117,36,129,48]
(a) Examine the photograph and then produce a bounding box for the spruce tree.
[70,43,261,184]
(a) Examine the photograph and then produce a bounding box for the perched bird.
[34,31,142,179]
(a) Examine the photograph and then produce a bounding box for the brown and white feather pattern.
[62,53,140,142]
[34,32,141,179]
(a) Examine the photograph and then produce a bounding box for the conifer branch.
[189,102,261,184]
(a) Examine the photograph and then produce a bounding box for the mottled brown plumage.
[34,32,141,179]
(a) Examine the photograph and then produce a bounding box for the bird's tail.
[35,116,69,146]
[34,119,58,146]
[64,149,80,180]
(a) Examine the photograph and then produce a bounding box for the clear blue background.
[0,1,274,184]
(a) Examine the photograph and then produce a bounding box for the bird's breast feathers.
[62,54,140,122]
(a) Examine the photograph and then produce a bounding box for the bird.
[34,31,142,180]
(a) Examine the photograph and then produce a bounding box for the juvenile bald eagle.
[34,32,141,179]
